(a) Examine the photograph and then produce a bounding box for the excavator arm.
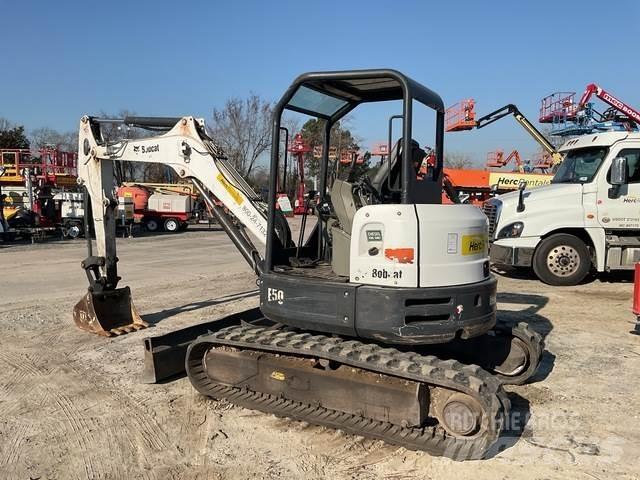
[74,115,280,336]
[475,104,563,165]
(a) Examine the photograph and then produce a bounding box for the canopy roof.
[283,69,445,121]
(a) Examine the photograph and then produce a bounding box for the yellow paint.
[462,234,487,256]
[270,371,286,381]
[217,173,244,205]
[489,172,552,191]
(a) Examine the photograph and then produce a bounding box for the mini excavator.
[74,69,543,460]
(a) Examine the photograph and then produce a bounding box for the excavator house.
[74,70,542,460]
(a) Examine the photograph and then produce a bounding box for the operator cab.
[266,69,446,278]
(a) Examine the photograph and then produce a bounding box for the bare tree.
[0,117,14,131]
[96,110,154,183]
[445,152,474,169]
[30,127,77,151]
[211,94,272,177]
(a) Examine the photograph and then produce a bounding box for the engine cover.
[350,204,489,288]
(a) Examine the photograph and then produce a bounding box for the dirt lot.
[1,227,640,480]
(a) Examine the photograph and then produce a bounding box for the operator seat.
[329,179,358,276]
[371,139,426,202]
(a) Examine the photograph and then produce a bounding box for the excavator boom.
[74,115,276,335]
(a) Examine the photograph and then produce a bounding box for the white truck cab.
[487,131,640,285]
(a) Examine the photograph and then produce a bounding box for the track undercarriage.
[178,313,542,461]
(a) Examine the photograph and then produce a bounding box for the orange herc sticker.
[384,248,415,264]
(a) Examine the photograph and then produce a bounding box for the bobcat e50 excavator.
[74,69,543,460]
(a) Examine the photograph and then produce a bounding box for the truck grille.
[483,201,499,239]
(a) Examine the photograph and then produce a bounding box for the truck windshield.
[552,147,608,184]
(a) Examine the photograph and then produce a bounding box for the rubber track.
[186,325,511,460]
[492,322,544,385]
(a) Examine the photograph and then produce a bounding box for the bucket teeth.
[73,286,148,337]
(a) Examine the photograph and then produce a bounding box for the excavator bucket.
[73,286,148,337]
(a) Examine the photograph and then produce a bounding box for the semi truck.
[486,131,640,285]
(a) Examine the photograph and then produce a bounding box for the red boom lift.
[287,133,311,215]
[577,83,640,125]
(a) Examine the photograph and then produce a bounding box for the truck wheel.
[66,222,82,239]
[533,234,591,286]
[164,218,179,233]
[145,218,160,232]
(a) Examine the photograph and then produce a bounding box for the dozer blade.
[73,286,148,337]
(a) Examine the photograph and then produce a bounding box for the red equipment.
[486,149,524,172]
[0,147,77,187]
[540,84,640,126]
[633,263,640,335]
[539,92,577,124]
[371,142,389,157]
[287,134,312,215]
[339,149,363,165]
[577,83,640,125]
[117,184,192,232]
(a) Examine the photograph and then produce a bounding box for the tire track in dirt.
[68,362,169,452]
[0,422,29,468]
[0,350,47,419]
[53,391,103,479]
[0,379,52,476]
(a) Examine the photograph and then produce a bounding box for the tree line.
[1,97,476,190]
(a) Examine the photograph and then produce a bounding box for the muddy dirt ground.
[1,226,639,479]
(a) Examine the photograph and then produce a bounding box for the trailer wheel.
[145,218,160,232]
[533,233,591,286]
[66,222,82,239]
[164,218,179,233]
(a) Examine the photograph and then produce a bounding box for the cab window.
[608,149,640,184]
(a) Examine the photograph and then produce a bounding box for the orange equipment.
[339,149,364,165]
[486,149,524,172]
[442,168,492,206]
[445,99,476,132]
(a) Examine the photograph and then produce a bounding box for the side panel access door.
[350,205,419,288]
[597,144,640,230]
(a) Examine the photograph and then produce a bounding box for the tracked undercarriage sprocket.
[186,324,512,460]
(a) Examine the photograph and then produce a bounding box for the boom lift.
[577,83,640,126]
[474,104,562,167]
[540,85,640,136]
[75,70,542,460]
[486,149,524,172]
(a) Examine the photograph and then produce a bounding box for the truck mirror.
[610,156,628,186]
[489,183,498,194]
[517,181,526,212]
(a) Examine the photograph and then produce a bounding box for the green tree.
[299,118,360,180]
[0,118,30,149]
